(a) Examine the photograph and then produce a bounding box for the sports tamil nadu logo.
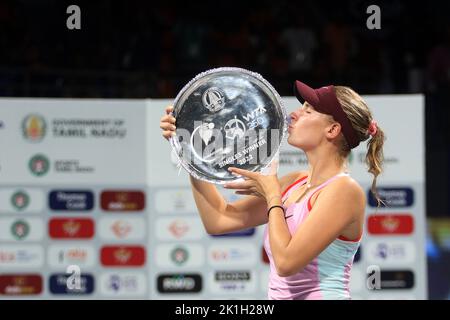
[29,154,50,177]
[11,190,30,210]
[11,219,30,240]
[22,114,46,142]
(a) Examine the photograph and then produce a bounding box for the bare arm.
[190,171,304,235]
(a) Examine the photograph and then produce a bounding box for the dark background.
[0,0,449,298]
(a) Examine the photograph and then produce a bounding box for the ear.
[325,122,342,139]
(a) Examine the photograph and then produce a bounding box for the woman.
[160,80,385,300]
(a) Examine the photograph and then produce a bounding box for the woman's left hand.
[223,167,281,202]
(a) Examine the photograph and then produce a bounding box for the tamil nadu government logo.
[202,87,225,112]
[171,246,189,266]
[11,190,30,210]
[22,114,46,142]
[11,220,30,240]
[29,154,50,176]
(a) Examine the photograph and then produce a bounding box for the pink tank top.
[263,172,361,300]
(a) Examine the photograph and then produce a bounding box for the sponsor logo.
[215,271,251,281]
[156,217,203,241]
[10,220,30,240]
[210,271,256,294]
[99,217,145,241]
[171,246,189,266]
[157,274,202,293]
[101,191,145,211]
[367,214,414,235]
[367,241,415,264]
[48,245,95,267]
[22,114,46,142]
[0,218,44,242]
[100,246,145,267]
[211,228,255,238]
[11,191,30,211]
[156,244,204,268]
[208,244,257,266]
[368,187,414,207]
[29,154,50,177]
[0,245,44,268]
[100,273,146,296]
[154,189,197,214]
[49,274,94,294]
[49,190,94,211]
[169,220,190,238]
[48,218,94,239]
[0,188,44,214]
[368,270,415,289]
[0,274,43,295]
[111,220,132,238]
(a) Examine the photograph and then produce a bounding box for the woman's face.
[287,102,334,150]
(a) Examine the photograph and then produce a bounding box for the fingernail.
[172,132,176,136]
[172,125,176,130]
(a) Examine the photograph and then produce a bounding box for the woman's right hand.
[160,105,177,140]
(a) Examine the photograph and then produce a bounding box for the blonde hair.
[334,86,386,207]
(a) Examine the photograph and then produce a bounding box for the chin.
[287,135,300,148]
[288,136,309,151]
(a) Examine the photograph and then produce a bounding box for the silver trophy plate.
[170,67,287,184]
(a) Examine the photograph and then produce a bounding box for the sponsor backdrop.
[0,95,426,299]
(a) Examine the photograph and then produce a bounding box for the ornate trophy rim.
[169,66,288,184]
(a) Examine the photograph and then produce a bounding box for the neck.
[305,145,346,187]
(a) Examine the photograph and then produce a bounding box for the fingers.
[161,114,176,125]
[165,105,174,115]
[234,191,253,196]
[223,180,253,190]
[228,167,257,179]
[160,120,176,131]
[160,110,177,140]
[235,190,260,197]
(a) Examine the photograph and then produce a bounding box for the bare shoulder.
[278,170,308,190]
[326,175,366,206]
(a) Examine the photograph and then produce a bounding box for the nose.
[289,110,299,124]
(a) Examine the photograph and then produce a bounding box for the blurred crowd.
[0,0,448,98]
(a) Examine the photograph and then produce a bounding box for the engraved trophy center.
[170,67,287,184]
